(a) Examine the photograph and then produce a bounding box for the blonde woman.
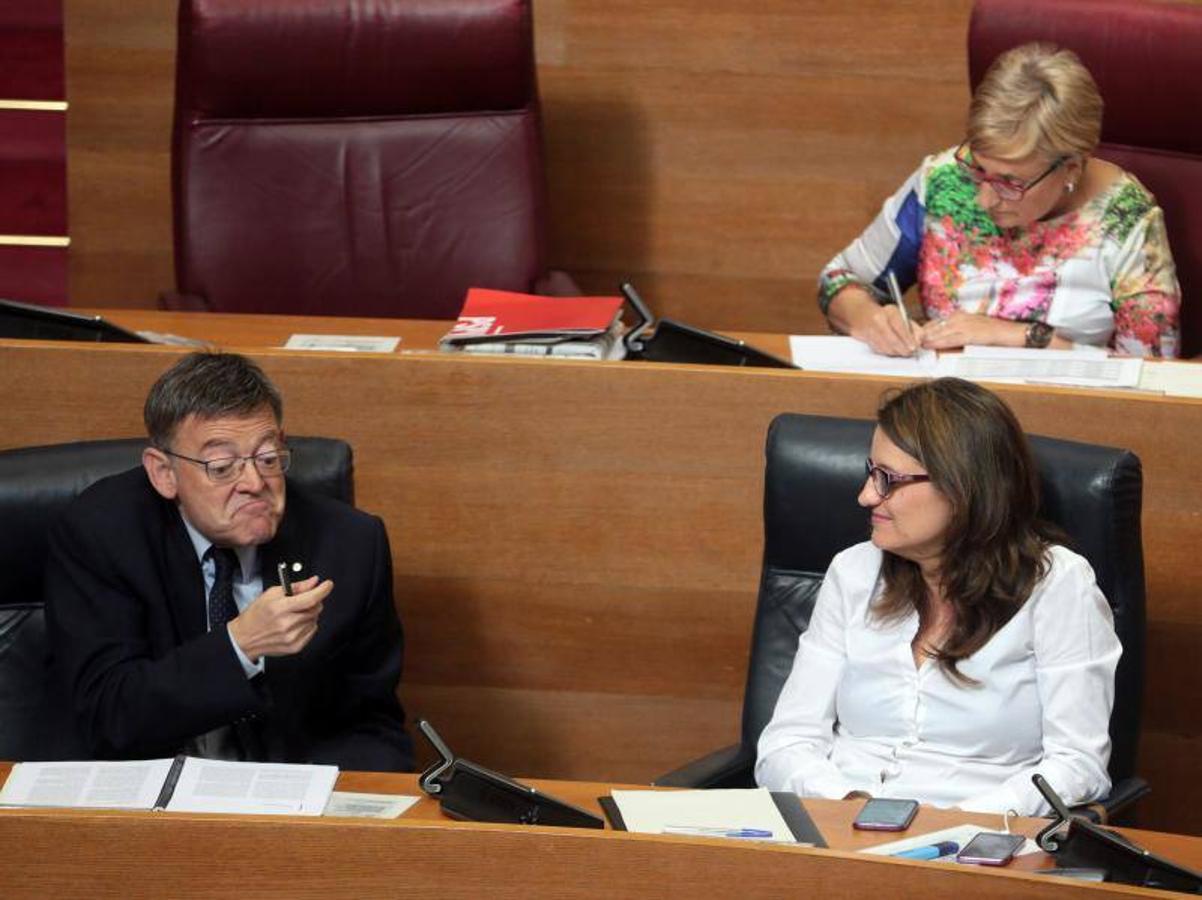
[819,43,1180,358]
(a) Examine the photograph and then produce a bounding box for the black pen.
[276,561,294,597]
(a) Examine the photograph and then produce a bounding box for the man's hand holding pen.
[228,575,333,661]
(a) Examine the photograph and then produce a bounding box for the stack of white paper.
[1138,360,1202,398]
[787,335,1146,391]
[609,788,796,843]
[937,346,1142,389]
[788,335,938,378]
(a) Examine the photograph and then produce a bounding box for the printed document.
[0,757,337,816]
[323,791,421,819]
[164,758,337,816]
[938,346,1142,388]
[1138,360,1202,398]
[0,759,173,810]
[284,334,400,352]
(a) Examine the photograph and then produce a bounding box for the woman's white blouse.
[754,541,1121,815]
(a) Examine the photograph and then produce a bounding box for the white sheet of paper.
[860,824,1040,860]
[284,334,400,352]
[788,335,938,378]
[1138,360,1202,398]
[323,791,420,819]
[610,788,796,843]
[0,759,174,810]
[135,330,211,347]
[938,345,1142,388]
[164,758,338,817]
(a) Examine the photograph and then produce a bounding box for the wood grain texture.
[64,0,972,327]
[2,766,1199,898]
[2,320,1201,834]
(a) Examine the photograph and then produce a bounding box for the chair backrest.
[0,435,354,761]
[742,414,1145,785]
[172,0,550,319]
[968,0,1202,357]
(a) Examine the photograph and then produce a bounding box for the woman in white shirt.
[754,378,1121,815]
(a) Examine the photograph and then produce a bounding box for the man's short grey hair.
[144,352,283,449]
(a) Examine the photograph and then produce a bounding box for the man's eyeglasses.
[954,142,1066,202]
[163,447,292,484]
[865,459,930,498]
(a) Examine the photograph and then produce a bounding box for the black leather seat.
[0,435,354,761]
[657,413,1148,821]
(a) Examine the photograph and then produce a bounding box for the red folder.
[444,288,623,343]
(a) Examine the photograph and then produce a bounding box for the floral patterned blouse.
[818,147,1181,357]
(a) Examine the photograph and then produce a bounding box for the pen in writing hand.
[661,825,774,839]
[892,841,960,860]
[885,270,919,358]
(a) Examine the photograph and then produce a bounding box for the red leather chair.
[969,0,1202,357]
[168,0,567,320]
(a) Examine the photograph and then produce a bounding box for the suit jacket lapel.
[159,500,209,643]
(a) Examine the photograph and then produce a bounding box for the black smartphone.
[956,831,1026,866]
[852,798,919,831]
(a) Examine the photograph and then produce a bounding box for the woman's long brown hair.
[872,378,1063,683]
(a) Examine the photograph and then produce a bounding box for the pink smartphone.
[956,831,1026,866]
[851,798,919,831]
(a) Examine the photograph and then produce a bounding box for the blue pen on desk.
[892,841,960,861]
[662,825,774,839]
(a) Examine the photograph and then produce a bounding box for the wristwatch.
[1024,321,1054,349]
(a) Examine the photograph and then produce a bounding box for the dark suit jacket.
[45,467,413,771]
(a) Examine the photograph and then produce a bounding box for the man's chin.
[230,513,281,546]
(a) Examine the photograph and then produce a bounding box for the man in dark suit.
[45,352,412,771]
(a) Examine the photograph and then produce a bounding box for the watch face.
[1026,321,1053,348]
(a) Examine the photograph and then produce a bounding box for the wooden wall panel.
[64,0,972,326]
[3,335,1202,834]
[537,1,972,333]
[64,0,175,308]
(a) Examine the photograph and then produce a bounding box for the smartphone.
[852,798,919,831]
[956,831,1026,866]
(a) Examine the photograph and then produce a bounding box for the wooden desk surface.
[70,306,801,358]
[2,311,1201,836]
[3,762,1200,898]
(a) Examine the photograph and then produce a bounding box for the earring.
[1066,181,1076,194]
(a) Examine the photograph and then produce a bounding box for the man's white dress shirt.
[181,514,265,678]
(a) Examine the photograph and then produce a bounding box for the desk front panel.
[3,767,1198,898]
[2,321,1200,834]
